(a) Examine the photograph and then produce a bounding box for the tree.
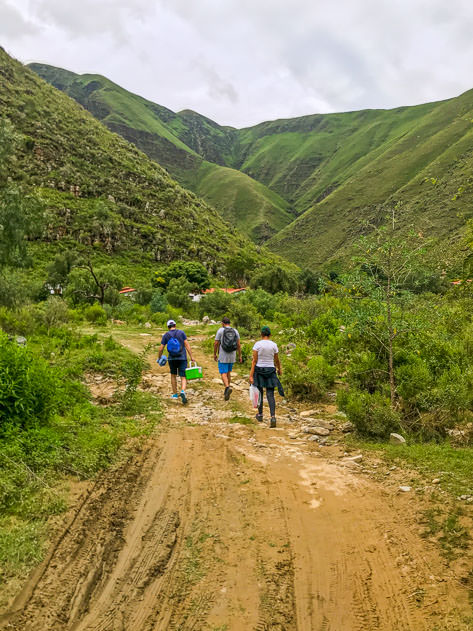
[225,248,256,287]
[165,276,193,310]
[158,261,210,291]
[250,263,299,294]
[65,260,123,306]
[352,205,430,408]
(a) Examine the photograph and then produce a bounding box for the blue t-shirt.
[161,329,187,361]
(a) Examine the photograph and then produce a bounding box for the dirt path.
[1,330,471,630]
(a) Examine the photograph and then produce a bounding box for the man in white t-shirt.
[249,326,282,428]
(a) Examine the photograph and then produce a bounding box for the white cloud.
[2,0,473,126]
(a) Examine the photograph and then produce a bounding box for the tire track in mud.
[2,333,472,630]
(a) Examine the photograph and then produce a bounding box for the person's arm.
[213,339,220,362]
[274,352,282,376]
[237,338,242,363]
[157,343,165,360]
[249,350,258,384]
[184,339,194,362]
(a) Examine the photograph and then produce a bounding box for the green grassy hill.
[31,62,473,270]
[267,91,473,267]
[1,49,275,278]
[29,64,293,243]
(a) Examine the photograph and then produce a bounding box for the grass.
[0,324,162,608]
[346,438,473,497]
[421,507,470,560]
[228,415,254,425]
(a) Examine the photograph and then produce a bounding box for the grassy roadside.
[0,325,162,610]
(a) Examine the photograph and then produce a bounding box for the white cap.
[167,319,176,327]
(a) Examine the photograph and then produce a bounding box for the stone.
[202,315,210,324]
[399,486,412,492]
[300,410,317,418]
[344,454,363,463]
[432,478,441,485]
[144,322,152,328]
[212,378,222,384]
[390,433,406,445]
[303,426,330,436]
[341,421,355,433]
[306,419,334,430]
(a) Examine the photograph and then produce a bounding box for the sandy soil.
[1,331,471,630]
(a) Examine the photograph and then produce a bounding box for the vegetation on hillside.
[29,63,294,243]
[31,62,473,269]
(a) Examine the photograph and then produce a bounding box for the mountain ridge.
[30,61,473,270]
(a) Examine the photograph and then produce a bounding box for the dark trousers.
[258,387,276,417]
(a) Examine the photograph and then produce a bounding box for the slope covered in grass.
[31,61,473,269]
[267,90,473,267]
[1,49,274,275]
[29,64,293,243]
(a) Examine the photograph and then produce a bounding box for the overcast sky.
[2,0,473,127]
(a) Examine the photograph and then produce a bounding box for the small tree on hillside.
[65,260,123,306]
[352,205,432,408]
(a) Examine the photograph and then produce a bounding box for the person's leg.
[224,370,233,400]
[168,361,178,399]
[266,388,276,426]
[255,386,264,421]
[221,371,229,387]
[179,362,188,404]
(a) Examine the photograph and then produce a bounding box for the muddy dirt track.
[1,332,471,630]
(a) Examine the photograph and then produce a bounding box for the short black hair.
[222,316,231,324]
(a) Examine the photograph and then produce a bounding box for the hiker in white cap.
[157,319,194,404]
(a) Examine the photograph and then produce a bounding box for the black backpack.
[221,327,238,352]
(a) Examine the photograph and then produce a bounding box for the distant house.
[189,287,247,302]
[119,287,137,297]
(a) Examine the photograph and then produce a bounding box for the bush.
[84,304,107,325]
[228,299,261,333]
[337,389,401,438]
[246,289,278,318]
[283,353,336,400]
[198,290,232,319]
[150,289,167,313]
[42,296,69,331]
[0,333,65,431]
[165,276,192,310]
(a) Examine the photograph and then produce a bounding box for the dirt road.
[1,331,471,630]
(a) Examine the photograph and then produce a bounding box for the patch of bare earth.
[1,331,471,630]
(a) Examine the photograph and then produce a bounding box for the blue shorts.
[218,361,234,374]
[169,359,187,377]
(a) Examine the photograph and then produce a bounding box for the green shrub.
[165,276,192,310]
[84,304,107,325]
[198,290,232,319]
[337,389,401,438]
[283,353,336,400]
[42,296,69,331]
[150,289,167,313]
[229,299,261,333]
[0,333,64,431]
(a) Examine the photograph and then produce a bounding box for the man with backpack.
[158,319,194,404]
[214,316,242,400]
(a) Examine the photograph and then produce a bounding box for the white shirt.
[253,339,278,367]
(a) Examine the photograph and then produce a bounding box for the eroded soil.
[1,331,472,630]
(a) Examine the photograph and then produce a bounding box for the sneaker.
[255,414,263,422]
[270,417,276,428]
[224,386,232,401]
[180,390,187,405]
[170,393,179,400]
